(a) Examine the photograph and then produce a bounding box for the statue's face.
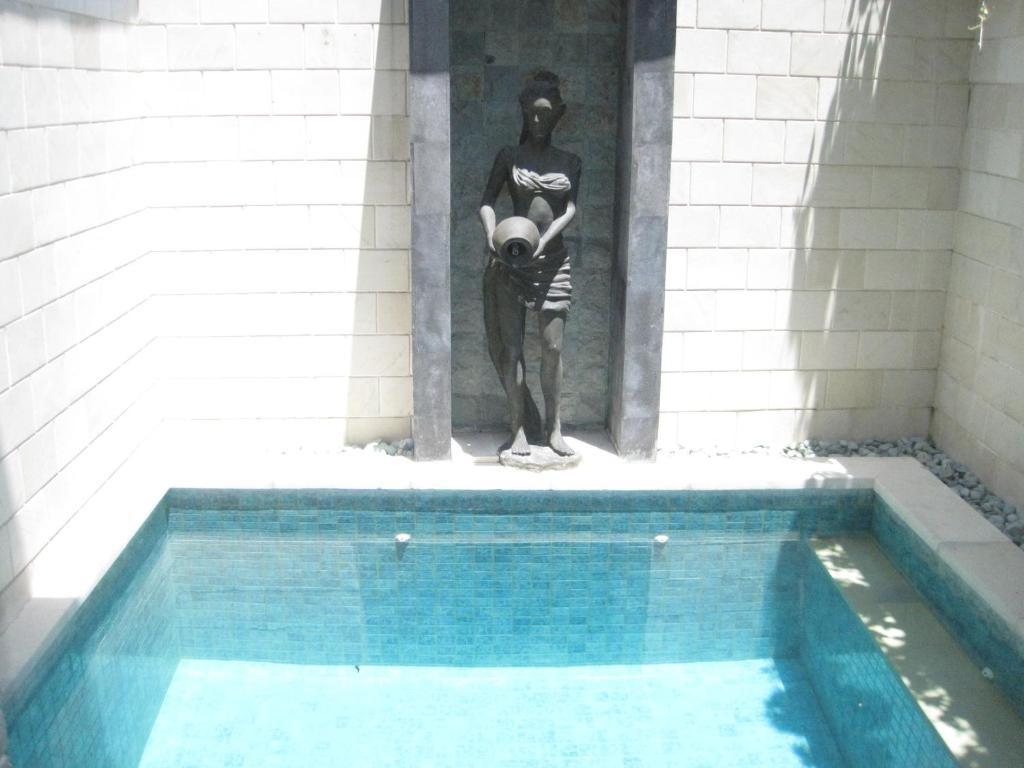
[523,97,564,141]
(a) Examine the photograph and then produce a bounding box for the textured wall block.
[761,0,824,31]
[0,381,35,453]
[686,248,748,288]
[374,24,409,71]
[715,289,776,330]
[305,115,372,159]
[271,70,340,115]
[857,331,915,369]
[139,0,200,23]
[236,25,304,69]
[339,70,406,115]
[727,31,790,75]
[129,25,169,71]
[825,370,882,408]
[8,129,50,192]
[697,0,762,30]
[304,24,373,69]
[719,206,781,247]
[239,116,306,159]
[6,312,46,384]
[269,0,335,22]
[0,6,41,67]
[799,331,859,369]
[0,192,36,261]
[378,375,413,417]
[756,76,818,120]
[167,25,235,71]
[671,118,723,160]
[18,246,58,314]
[689,163,752,205]
[377,293,411,334]
[23,69,61,128]
[202,71,272,115]
[693,74,757,118]
[681,331,743,371]
[742,330,801,370]
[675,29,727,73]
[831,291,891,331]
[337,0,405,24]
[663,290,716,331]
[200,0,268,23]
[667,205,719,247]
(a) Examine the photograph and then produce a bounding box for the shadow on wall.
[787,0,954,443]
[789,0,891,442]
[346,0,412,445]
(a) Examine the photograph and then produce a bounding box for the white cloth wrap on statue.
[511,166,572,195]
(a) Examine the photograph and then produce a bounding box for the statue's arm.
[479,147,510,252]
[535,201,576,257]
[536,153,581,257]
[479,204,498,252]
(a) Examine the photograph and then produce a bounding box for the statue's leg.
[538,309,574,456]
[483,264,542,442]
[493,275,530,455]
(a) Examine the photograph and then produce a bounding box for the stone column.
[409,0,454,460]
[608,0,677,459]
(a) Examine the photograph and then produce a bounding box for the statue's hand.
[487,232,497,253]
[533,238,548,260]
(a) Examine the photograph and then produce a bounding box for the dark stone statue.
[479,70,582,463]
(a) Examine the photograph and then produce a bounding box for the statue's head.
[518,70,565,145]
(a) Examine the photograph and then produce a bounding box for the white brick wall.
[661,0,972,450]
[933,0,1024,511]
[0,0,412,622]
[0,0,156,627]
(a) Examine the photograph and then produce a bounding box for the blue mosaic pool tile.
[9,487,900,768]
[872,497,1024,718]
[137,658,846,768]
[166,488,874,537]
[800,547,957,768]
[165,527,807,666]
[6,502,180,768]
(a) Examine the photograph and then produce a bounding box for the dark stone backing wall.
[448,0,623,431]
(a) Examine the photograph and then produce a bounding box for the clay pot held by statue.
[493,216,540,266]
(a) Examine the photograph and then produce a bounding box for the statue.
[479,70,582,463]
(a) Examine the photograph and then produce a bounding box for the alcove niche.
[410,0,676,460]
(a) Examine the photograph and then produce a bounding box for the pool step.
[812,537,1024,768]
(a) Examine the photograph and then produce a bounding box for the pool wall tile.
[872,497,1024,718]
[799,549,958,768]
[6,500,180,768]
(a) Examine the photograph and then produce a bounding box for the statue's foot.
[547,427,575,457]
[509,428,531,456]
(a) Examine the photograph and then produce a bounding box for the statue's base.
[498,445,582,471]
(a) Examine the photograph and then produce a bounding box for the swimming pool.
[4,489,1013,767]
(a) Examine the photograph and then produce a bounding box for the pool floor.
[137,658,846,768]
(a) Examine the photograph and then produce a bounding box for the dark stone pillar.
[609,0,676,459]
[409,0,453,460]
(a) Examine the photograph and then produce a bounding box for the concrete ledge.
[1,425,1022,739]
[814,537,1024,768]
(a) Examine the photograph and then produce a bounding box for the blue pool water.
[138,659,843,768]
[6,490,987,768]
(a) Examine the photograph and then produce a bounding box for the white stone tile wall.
[0,0,412,619]
[135,0,412,449]
[662,0,973,450]
[0,0,156,624]
[934,0,1024,511]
